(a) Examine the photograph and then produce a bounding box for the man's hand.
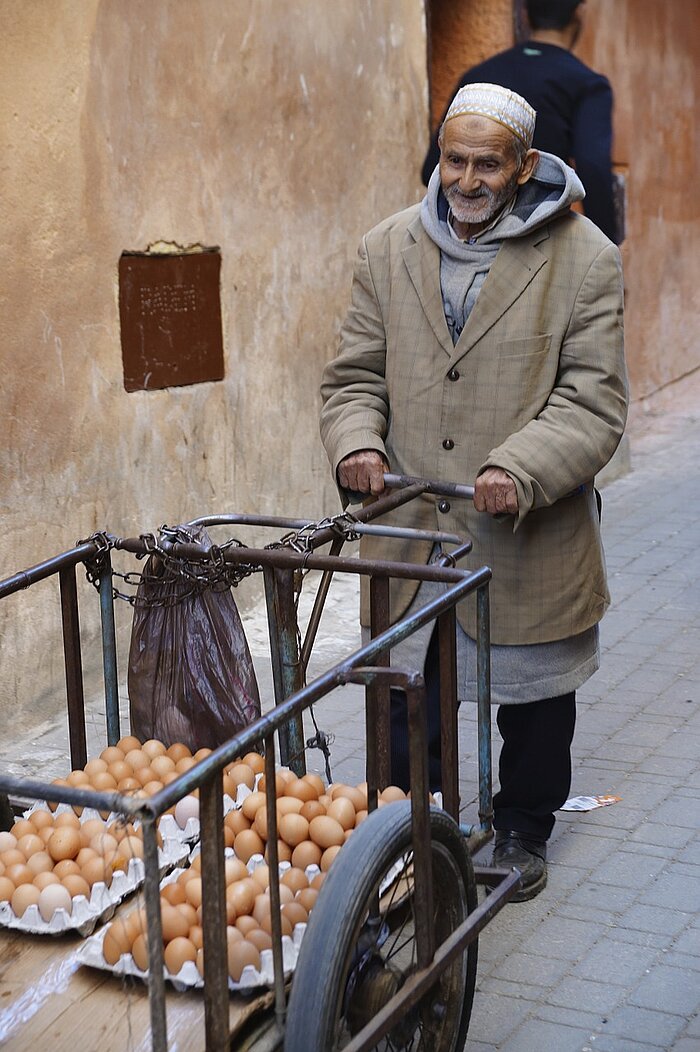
[474,467,519,515]
[337,450,388,496]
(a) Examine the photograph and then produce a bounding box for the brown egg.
[282,901,309,929]
[150,755,175,778]
[335,785,367,811]
[278,813,309,848]
[235,914,259,935]
[84,758,109,777]
[318,795,331,810]
[66,770,90,789]
[265,839,292,865]
[224,858,249,884]
[310,872,326,891]
[54,811,81,830]
[233,829,265,864]
[107,760,132,783]
[189,854,203,873]
[259,910,293,938]
[165,741,191,762]
[277,796,305,817]
[117,776,141,793]
[175,756,197,775]
[16,833,45,859]
[281,867,308,895]
[380,785,407,803]
[28,809,54,832]
[79,818,108,846]
[11,819,36,840]
[125,906,148,943]
[277,884,295,906]
[82,856,113,887]
[62,874,91,900]
[120,834,145,862]
[131,932,149,971]
[47,827,81,863]
[164,936,197,975]
[103,919,132,964]
[124,749,150,772]
[53,858,81,879]
[75,847,97,868]
[250,864,270,891]
[142,780,164,797]
[1,848,25,868]
[308,816,345,850]
[11,883,41,917]
[192,748,212,763]
[6,863,35,887]
[161,771,180,787]
[302,773,325,796]
[117,735,142,753]
[253,806,270,840]
[100,746,125,765]
[242,752,265,775]
[228,939,261,982]
[246,927,272,952]
[296,887,319,913]
[26,851,54,877]
[184,877,203,909]
[291,840,322,870]
[0,831,18,852]
[258,771,290,798]
[226,878,257,918]
[142,739,167,759]
[38,827,55,846]
[33,871,61,890]
[326,798,356,831]
[161,903,190,943]
[300,800,326,822]
[241,792,267,822]
[355,809,368,827]
[90,832,119,859]
[161,882,187,906]
[0,876,16,901]
[285,778,318,803]
[134,766,156,788]
[196,946,205,976]
[188,924,204,950]
[321,845,342,871]
[228,763,256,791]
[344,829,353,843]
[225,810,252,836]
[179,902,198,929]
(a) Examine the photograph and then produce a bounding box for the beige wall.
[1,0,428,729]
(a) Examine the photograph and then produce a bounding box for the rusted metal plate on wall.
[119,249,224,392]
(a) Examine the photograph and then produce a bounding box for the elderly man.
[320,83,627,900]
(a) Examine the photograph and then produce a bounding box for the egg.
[225,810,251,836]
[246,927,272,952]
[38,883,73,922]
[310,872,326,891]
[335,785,367,812]
[281,867,308,895]
[326,798,356,831]
[320,845,342,871]
[81,857,113,888]
[282,901,308,929]
[233,829,264,864]
[228,763,256,791]
[90,832,119,859]
[120,834,145,862]
[131,932,150,971]
[226,879,257,918]
[33,871,61,890]
[285,778,318,803]
[224,858,249,884]
[380,785,407,803]
[355,809,368,827]
[228,939,261,982]
[193,748,212,762]
[142,780,164,797]
[260,910,293,938]
[1,849,25,868]
[62,874,91,900]
[184,877,203,909]
[117,734,142,752]
[265,839,292,865]
[299,800,326,823]
[235,914,258,936]
[16,834,44,860]
[11,819,35,840]
[175,756,197,774]
[242,752,265,775]
[278,813,310,848]
[166,742,191,762]
[75,847,97,868]
[125,907,147,942]
[258,771,290,798]
[107,761,133,783]
[250,865,270,891]
[0,832,18,853]
[28,809,53,832]
[241,792,267,822]
[142,738,167,759]
[164,936,196,975]
[6,863,34,886]
[11,883,41,917]
[91,768,119,791]
[54,811,81,829]
[308,816,345,850]
[161,882,187,906]
[252,807,270,840]
[100,746,125,765]
[47,827,81,863]
[302,773,326,796]
[66,770,90,789]
[296,887,319,913]
[196,947,205,976]
[84,758,109,777]
[150,755,175,778]
[277,796,305,817]
[102,920,130,964]
[124,749,150,772]
[0,876,16,902]
[26,851,54,877]
[134,766,156,788]
[291,840,322,870]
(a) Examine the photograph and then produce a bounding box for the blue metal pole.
[98,551,120,746]
[476,582,493,833]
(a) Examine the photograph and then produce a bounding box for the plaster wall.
[1,0,428,730]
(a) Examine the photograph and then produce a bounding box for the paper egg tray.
[77,856,314,993]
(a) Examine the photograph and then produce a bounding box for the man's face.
[439,115,538,233]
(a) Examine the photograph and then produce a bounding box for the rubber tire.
[284,802,478,1052]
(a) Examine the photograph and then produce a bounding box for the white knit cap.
[444,83,536,147]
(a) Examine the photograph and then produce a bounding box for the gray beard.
[445,171,519,227]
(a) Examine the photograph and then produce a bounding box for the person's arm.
[479,242,628,527]
[320,237,390,502]
[571,77,619,243]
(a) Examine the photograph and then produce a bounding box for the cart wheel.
[284,802,478,1051]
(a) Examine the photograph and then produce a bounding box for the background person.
[421,0,620,242]
[320,83,628,900]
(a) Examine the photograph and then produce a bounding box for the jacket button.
[438,499,451,514]
[442,438,454,450]
[447,369,460,381]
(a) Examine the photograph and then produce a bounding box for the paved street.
[2,392,700,1050]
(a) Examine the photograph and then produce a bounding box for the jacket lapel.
[402,218,454,356]
[450,231,549,364]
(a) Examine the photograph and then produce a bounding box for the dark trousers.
[389,628,576,841]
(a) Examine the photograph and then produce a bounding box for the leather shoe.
[492,830,547,901]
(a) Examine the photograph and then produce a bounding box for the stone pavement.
[3,396,700,1050]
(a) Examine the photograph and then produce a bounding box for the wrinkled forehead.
[440,114,519,156]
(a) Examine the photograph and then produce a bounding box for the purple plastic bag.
[127,525,261,751]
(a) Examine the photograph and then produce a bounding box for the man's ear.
[517,149,540,185]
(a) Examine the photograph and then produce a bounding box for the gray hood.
[420,151,585,254]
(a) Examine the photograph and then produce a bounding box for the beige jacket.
[320,201,628,645]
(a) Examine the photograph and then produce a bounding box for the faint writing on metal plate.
[140,283,198,317]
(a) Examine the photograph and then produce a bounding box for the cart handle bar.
[384,473,475,501]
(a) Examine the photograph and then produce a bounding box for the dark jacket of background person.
[421,42,619,243]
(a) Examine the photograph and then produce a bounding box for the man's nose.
[458,165,480,192]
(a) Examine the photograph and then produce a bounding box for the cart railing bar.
[189,513,463,545]
[342,867,522,1052]
[0,541,100,599]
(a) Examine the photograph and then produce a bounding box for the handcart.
[0,477,521,1051]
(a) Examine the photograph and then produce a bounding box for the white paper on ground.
[560,794,621,811]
